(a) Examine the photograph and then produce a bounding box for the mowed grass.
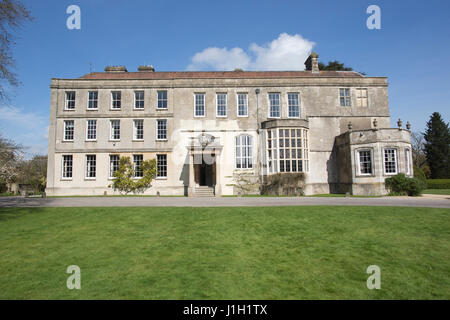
[0,206,449,300]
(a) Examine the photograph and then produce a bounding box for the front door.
[199,161,214,186]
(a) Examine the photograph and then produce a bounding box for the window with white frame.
[267,128,309,173]
[157,154,167,177]
[195,93,205,117]
[109,155,120,178]
[133,119,144,140]
[357,149,373,175]
[405,148,411,175]
[269,93,281,118]
[64,120,74,141]
[88,91,98,109]
[62,155,73,178]
[133,154,143,178]
[237,93,248,117]
[157,90,167,109]
[110,120,120,140]
[235,135,253,169]
[86,120,97,141]
[134,91,144,109]
[86,155,96,178]
[288,93,300,118]
[216,93,227,117]
[339,88,351,107]
[65,91,76,110]
[157,119,167,140]
[356,88,368,107]
[384,148,398,174]
[111,91,121,109]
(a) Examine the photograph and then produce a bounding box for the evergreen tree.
[423,112,450,178]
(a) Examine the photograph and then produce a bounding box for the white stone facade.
[45,54,412,196]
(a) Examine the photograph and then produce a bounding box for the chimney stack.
[104,66,128,73]
[304,52,319,73]
[138,65,155,72]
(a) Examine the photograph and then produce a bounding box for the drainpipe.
[255,88,263,193]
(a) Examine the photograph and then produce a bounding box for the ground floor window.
[405,148,411,175]
[157,154,167,178]
[235,134,253,169]
[86,155,96,178]
[62,155,73,178]
[384,148,397,174]
[357,149,373,175]
[133,155,143,178]
[109,155,120,178]
[266,128,308,173]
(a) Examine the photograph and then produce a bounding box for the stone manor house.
[45,52,413,196]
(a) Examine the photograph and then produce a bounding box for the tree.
[16,155,47,192]
[0,132,23,185]
[410,131,431,178]
[318,60,353,71]
[423,112,450,179]
[0,0,32,102]
[111,156,157,194]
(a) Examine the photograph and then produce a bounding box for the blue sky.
[0,0,449,157]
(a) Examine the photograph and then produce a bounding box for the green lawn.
[423,189,450,195]
[0,206,449,299]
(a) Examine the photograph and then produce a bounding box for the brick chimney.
[304,52,319,73]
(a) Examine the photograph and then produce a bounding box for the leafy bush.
[426,179,450,189]
[262,173,305,196]
[385,173,426,196]
[111,156,157,194]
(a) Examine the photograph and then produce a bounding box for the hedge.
[426,179,450,189]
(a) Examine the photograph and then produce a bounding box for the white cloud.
[0,105,48,158]
[187,33,315,71]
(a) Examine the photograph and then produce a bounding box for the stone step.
[194,187,215,197]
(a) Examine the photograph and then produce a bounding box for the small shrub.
[385,173,426,196]
[426,179,450,189]
[262,173,305,196]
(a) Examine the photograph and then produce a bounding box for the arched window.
[235,135,253,169]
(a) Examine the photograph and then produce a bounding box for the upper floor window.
[288,93,300,118]
[194,93,205,117]
[64,120,74,141]
[268,93,280,118]
[384,148,397,174]
[135,91,144,109]
[111,91,121,109]
[157,119,167,140]
[216,93,227,117]
[237,93,248,117]
[86,119,97,141]
[88,91,98,109]
[157,154,167,178]
[157,90,167,109]
[86,155,96,179]
[110,120,120,140]
[356,88,368,107]
[109,155,120,178]
[65,91,76,110]
[62,155,73,179]
[339,88,351,107]
[133,119,144,140]
[133,154,144,178]
[357,149,373,175]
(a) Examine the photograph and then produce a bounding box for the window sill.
[109,139,121,142]
[156,139,168,142]
[216,115,228,118]
[133,108,145,111]
[109,108,122,111]
[60,178,73,181]
[84,178,96,181]
[62,140,74,143]
[64,109,75,111]
[86,108,98,111]
[156,107,168,111]
[86,140,97,142]
[132,139,144,142]
[155,177,167,180]
[237,115,249,118]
